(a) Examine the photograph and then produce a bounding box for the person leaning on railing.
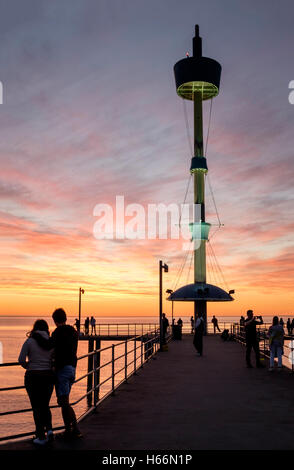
[18,319,55,446]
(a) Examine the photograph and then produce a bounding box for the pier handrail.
[0,326,168,443]
[80,323,158,336]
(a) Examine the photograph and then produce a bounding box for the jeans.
[25,370,55,439]
[55,365,77,432]
[270,345,283,367]
[55,365,75,398]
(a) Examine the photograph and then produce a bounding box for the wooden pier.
[2,334,294,451]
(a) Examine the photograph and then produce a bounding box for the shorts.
[55,365,76,398]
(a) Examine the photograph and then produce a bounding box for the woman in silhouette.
[18,319,55,446]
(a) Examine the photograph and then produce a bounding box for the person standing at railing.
[240,316,245,336]
[291,319,294,335]
[190,316,194,334]
[177,318,183,329]
[211,315,221,334]
[32,308,82,440]
[84,316,90,335]
[74,318,80,332]
[90,316,96,335]
[268,316,284,372]
[18,319,55,446]
[244,310,265,368]
[287,318,291,336]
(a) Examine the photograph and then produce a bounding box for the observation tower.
[167,25,234,330]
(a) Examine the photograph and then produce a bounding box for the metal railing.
[177,321,235,335]
[80,323,158,336]
[232,322,294,372]
[0,327,165,443]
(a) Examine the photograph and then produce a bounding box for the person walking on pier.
[244,310,264,368]
[268,316,284,371]
[18,320,55,446]
[90,316,96,335]
[33,308,82,440]
[211,315,221,334]
[193,314,204,356]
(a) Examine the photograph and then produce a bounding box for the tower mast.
[192,26,207,327]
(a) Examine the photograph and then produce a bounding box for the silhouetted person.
[84,316,90,335]
[74,318,80,332]
[240,315,245,337]
[33,308,82,440]
[90,316,96,335]
[18,320,54,446]
[177,318,183,329]
[190,316,194,334]
[279,318,284,328]
[268,316,284,371]
[193,313,204,356]
[244,310,264,368]
[221,329,230,341]
[211,315,221,334]
[287,318,291,336]
[162,313,169,342]
[291,319,294,335]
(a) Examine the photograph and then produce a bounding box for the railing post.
[94,339,100,407]
[125,340,128,382]
[87,338,94,407]
[111,344,115,394]
[141,338,143,368]
[134,338,137,375]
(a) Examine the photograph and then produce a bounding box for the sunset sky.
[0,0,294,318]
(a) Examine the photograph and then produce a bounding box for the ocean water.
[0,315,282,441]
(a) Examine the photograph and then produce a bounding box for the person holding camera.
[244,310,265,368]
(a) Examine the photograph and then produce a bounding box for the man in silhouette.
[211,315,221,334]
[193,313,204,356]
[162,313,169,343]
[244,309,264,368]
[90,316,96,335]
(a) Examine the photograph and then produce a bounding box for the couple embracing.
[18,308,82,445]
